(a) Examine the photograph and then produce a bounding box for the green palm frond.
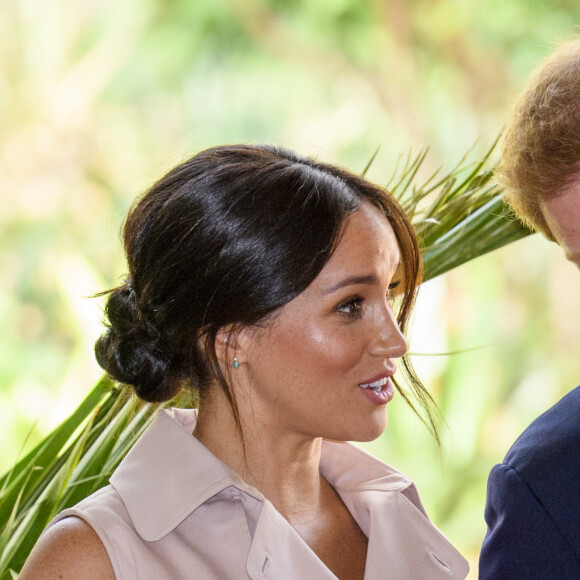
[387,138,531,280]
[0,142,531,578]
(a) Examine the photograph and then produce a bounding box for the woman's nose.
[368,306,408,359]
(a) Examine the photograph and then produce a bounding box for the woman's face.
[235,202,409,443]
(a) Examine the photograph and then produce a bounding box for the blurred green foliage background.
[2,0,580,576]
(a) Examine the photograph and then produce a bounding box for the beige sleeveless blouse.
[48,408,468,579]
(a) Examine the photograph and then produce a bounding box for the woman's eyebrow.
[322,274,377,294]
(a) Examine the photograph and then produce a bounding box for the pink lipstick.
[358,375,395,405]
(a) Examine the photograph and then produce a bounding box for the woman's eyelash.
[336,296,363,315]
[336,281,401,315]
[387,280,401,300]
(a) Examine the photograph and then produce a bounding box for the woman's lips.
[358,376,395,405]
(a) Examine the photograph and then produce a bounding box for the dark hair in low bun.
[95,282,176,402]
[95,144,435,433]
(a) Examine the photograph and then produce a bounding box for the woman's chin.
[344,414,388,443]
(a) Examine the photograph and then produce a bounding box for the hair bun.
[95,284,179,402]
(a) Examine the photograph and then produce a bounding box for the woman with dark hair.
[20,145,468,579]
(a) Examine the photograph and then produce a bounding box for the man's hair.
[497,38,580,239]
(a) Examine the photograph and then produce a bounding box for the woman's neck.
[193,395,325,523]
[193,391,368,580]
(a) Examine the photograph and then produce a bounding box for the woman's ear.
[215,325,236,368]
[215,324,254,370]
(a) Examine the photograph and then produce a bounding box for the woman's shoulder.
[18,516,115,580]
[19,486,128,579]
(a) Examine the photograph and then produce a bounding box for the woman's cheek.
[312,326,362,369]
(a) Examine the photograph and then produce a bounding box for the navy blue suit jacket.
[480,386,580,579]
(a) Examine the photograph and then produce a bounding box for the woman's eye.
[336,297,363,316]
[387,280,401,302]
